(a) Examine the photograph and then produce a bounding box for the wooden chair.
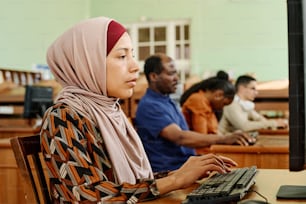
[10,135,52,204]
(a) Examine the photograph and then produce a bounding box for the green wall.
[91,0,288,81]
[0,0,287,81]
[0,0,89,70]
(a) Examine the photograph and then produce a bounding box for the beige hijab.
[46,17,153,184]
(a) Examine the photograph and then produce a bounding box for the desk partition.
[197,135,289,169]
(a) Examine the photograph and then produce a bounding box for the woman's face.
[106,32,139,99]
[211,90,232,110]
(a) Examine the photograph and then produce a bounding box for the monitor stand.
[276,185,306,199]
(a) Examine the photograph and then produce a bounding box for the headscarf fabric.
[46,17,153,184]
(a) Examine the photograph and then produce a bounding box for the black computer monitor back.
[23,85,53,118]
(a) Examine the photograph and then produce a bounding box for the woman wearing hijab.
[41,16,237,203]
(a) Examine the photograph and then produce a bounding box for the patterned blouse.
[40,103,158,204]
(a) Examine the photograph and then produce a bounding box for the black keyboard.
[182,166,257,204]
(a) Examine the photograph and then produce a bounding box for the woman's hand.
[156,154,237,194]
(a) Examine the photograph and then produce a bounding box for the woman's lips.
[127,79,137,87]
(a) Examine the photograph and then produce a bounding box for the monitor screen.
[23,85,54,119]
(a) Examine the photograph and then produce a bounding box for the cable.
[246,189,269,204]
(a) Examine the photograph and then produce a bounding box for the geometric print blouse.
[40,103,157,204]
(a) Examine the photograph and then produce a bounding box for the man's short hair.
[235,75,256,90]
[144,53,172,83]
[143,55,163,83]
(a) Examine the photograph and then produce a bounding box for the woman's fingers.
[194,154,237,173]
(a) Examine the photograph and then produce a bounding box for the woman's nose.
[130,58,140,72]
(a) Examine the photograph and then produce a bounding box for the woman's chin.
[121,90,134,99]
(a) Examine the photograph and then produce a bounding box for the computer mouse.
[239,200,269,204]
[246,138,256,145]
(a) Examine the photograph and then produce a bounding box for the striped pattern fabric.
[40,103,157,203]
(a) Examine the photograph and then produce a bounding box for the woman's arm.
[40,104,157,203]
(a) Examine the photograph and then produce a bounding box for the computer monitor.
[287,0,306,172]
[287,0,305,171]
[23,85,53,119]
[272,1,306,200]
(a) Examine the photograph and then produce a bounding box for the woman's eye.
[119,55,126,59]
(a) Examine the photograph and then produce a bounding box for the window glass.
[138,28,150,42]
[154,45,166,54]
[184,44,190,59]
[138,46,150,60]
[184,25,189,40]
[176,44,181,59]
[154,27,166,41]
[176,26,180,40]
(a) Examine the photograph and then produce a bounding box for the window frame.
[126,19,191,81]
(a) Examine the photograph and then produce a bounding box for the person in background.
[180,76,235,135]
[40,17,239,203]
[216,70,230,81]
[135,53,254,173]
[214,70,231,120]
[219,75,288,134]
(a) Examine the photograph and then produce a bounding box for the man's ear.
[149,72,158,82]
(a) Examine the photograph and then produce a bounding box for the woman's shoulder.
[43,102,99,136]
[46,103,74,118]
[45,103,92,125]
[186,91,204,101]
[48,103,79,115]
[183,91,206,107]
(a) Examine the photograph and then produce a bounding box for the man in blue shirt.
[135,53,253,172]
[135,88,194,172]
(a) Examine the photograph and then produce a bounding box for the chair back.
[10,135,52,204]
